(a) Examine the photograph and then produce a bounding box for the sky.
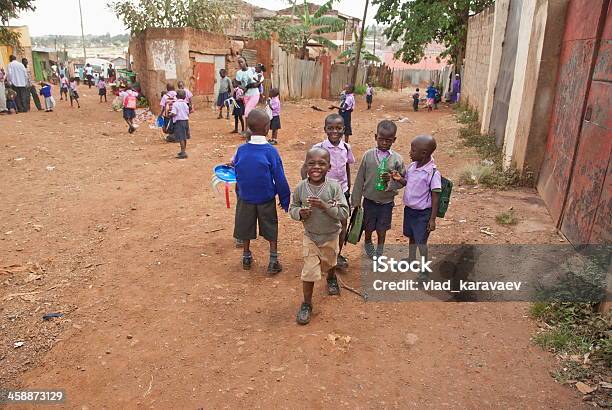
[11,0,379,37]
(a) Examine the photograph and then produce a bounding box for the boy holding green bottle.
[351,120,405,258]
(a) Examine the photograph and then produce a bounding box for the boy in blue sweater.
[232,109,291,273]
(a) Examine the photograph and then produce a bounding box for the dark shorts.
[217,91,229,107]
[362,197,394,232]
[233,101,244,117]
[340,109,352,136]
[123,107,135,120]
[366,95,373,103]
[70,91,79,100]
[270,115,281,130]
[234,198,278,241]
[403,207,432,244]
[98,88,106,96]
[173,119,190,141]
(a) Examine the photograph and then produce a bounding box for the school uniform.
[269,96,281,130]
[39,84,54,111]
[366,86,373,104]
[120,90,138,119]
[232,87,244,117]
[98,81,107,96]
[402,159,442,244]
[313,139,355,200]
[289,179,349,282]
[217,77,231,107]
[232,135,290,241]
[352,148,405,232]
[340,92,355,137]
[170,99,190,141]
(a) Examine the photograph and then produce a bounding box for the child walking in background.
[177,80,193,111]
[39,82,54,112]
[366,83,374,109]
[160,83,177,140]
[303,113,355,269]
[231,79,245,134]
[268,87,281,145]
[69,77,80,108]
[169,89,190,159]
[98,77,107,102]
[351,120,404,258]
[426,82,436,112]
[329,84,355,143]
[232,109,290,274]
[391,135,440,280]
[217,69,232,119]
[59,74,69,101]
[119,86,138,134]
[412,88,420,112]
[291,147,349,325]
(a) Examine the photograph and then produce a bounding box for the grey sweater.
[289,178,350,245]
[351,148,405,206]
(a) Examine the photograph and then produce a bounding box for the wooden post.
[351,0,370,86]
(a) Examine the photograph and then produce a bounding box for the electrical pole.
[78,0,87,61]
[351,0,369,86]
[373,25,376,59]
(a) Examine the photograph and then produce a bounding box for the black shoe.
[327,276,340,295]
[176,152,188,159]
[296,302,312,325]
[242,254,252,270]
[364,242,375,258]
[267,260,282,274]
[336,254,348,269]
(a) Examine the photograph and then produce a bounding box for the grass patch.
[354,85,367,95]
[495,210,518,225]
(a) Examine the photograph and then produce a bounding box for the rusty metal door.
[488,0,522,147]
[560,3,611,244]
[537,0,611,244]
[194,62,214,95]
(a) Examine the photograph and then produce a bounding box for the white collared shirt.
[249,135,268,145]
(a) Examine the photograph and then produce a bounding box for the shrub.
[354,85,367,95]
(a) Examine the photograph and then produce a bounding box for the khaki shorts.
[301,234,339,282]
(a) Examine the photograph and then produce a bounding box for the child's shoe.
[363,241,375,258]
[327,276,340,295]
[267,260,282,274]
[242,254,252,270]
[296,302,312,325]
[336,254,348,269]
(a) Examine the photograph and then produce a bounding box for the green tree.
[0,0,35,49]
[338,28,380,64]
[108,0,235,34]
[252,0,345,59]
[373,0,494,68]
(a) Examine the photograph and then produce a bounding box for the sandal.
[242,254,252,270]
[363,242,376,258]
[267,260,283,275]
[269,139,278,145]
[336,254,348,269]
[327,276,340,295]
[296,302,312,325]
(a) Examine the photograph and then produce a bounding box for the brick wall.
[463,5,495,119]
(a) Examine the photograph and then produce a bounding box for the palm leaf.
[313,0,336,19]
[338,49,354,59]
[312,16,344,34]
[311,35,338,49]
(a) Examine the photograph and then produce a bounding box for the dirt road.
[0,89,583,408]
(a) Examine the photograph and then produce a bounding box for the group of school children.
[229,85,442,325]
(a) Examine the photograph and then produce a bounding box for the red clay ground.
[0,88,585,408]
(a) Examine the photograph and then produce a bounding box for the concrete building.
[129,28,231,114]
[225,1,277,39]
[0,26,32,71]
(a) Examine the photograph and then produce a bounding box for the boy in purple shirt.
[268,88,281,145]
[329,83,355,142]
[365,83,373,110]
[302,113,356,268]
[170,89,190,159]
[391,134,441,279]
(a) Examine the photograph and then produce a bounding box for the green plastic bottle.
[375,156,388,191]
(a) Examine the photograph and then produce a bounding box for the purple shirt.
[97,80,106,89]
[181,88,193,103]
[366,86,373,96]
[171,99,190,122]
[342,93,355,111]
[269,96,280,116]
[160,90,177,108]
[375,148,391,162]
[402,158,442,210]
[314,139,355,192]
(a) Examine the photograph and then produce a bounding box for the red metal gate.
[194,62,214,95]
[537,0,611,245]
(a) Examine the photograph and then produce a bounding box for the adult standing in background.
[85,63,94,88]
[0,67,7,113]
[107,63,116,83]
[235,57,261,118]
[22,58,42,111]
[452,74,461,103]
[6,55,29,112]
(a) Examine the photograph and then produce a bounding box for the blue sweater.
[234,143,291,211]
[39,85,52,98]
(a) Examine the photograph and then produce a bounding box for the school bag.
[431,169,453,218]
[124,93,137,109]
[345,206,364,245]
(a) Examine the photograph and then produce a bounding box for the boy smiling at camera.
[290,147,349,325]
